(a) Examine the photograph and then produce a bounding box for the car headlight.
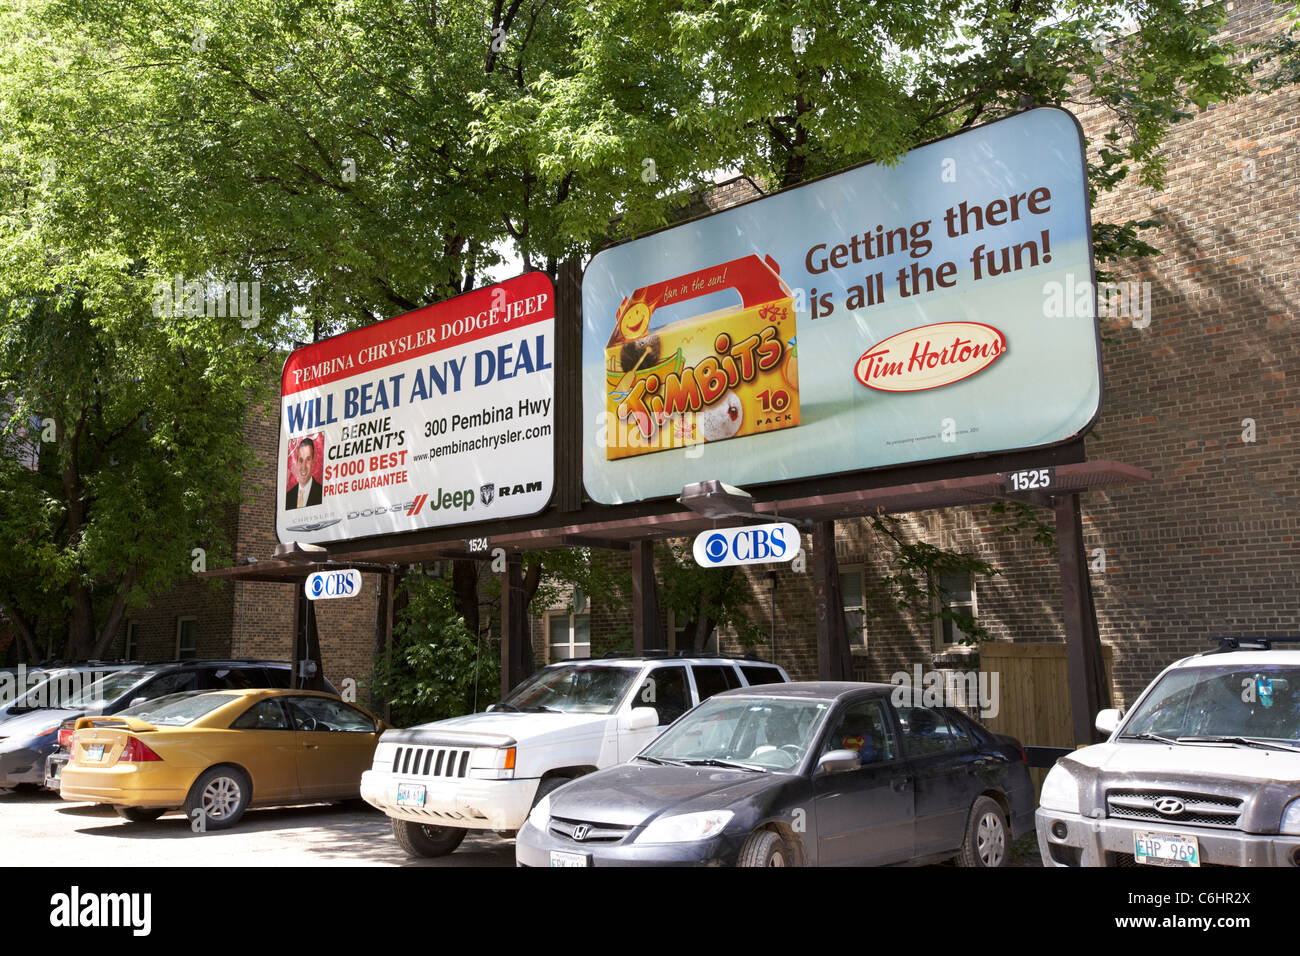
[1281,799,1300,836]
[528,794,551,831]
[1039,766,1081,814]
[637,810,734,844]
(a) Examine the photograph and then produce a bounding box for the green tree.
[373,569,499,725]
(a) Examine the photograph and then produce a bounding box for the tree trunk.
[451,559,480,636]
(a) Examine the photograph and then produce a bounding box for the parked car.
[361,654,790,858]
[1037,637,1300,867]
[58,689,385,829]
[0,664,141,787]
[0,663,127,728]
[38,659,319,792]
[516,680,1035,866]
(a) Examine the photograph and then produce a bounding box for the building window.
[122,621,139,660]
[547,610,590,661]
[932,569,977,650]
[840,566,868,651]
[175,617,198,659]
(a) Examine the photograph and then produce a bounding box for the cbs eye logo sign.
[304,568,363,601]
[692,523,800,568]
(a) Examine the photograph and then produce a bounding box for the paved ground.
[0,787,516,866]
[2,786,1042,867]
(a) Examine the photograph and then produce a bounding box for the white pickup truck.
[361,655,790,857]
[1037,638,1300,867]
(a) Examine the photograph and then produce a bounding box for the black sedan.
[516,681,1035,867]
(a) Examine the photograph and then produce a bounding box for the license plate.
[549,850,590,867]
[86,744,104,761]
[1134,830,1200,867]
[396,783,426,807]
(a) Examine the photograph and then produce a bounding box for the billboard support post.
[812,521,852,680]
[1054,493,1111,746]
[292,589,327,691]
[500,556,529,697]
[555,258,583,513]
[631,540,663,654]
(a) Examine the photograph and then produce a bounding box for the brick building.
[124,0,1297,723]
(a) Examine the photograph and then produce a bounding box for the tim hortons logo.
[854,322,1007,392]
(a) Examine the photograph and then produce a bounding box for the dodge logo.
[1154,796,1185,816]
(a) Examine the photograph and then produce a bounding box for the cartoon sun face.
[619,302,652,340]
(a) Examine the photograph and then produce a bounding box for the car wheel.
[737,828,792,867]
[116,806,165,824]
[957,796,1009,868]
[391,818,467,858]
[183,766,251,831]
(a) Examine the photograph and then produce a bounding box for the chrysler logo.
[1154,796,1185,816]
[571,824,590,841]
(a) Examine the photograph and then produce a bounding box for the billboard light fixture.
[679,480,755,519]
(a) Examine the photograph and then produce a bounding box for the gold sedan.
[59,689,387,829]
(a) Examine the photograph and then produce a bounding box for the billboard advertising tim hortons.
[581,107,1100,505]
[277,272,555,544]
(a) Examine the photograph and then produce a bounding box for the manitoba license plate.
[549,850,590,867]
[396,783,426,807]
[86,744,104,761]
[1134,830,1200,867]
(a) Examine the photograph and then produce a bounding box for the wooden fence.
[978,642,1115,793]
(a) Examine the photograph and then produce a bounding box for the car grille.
[548,816,635,845]
[1106,789,1244,829]
[392,745,471,779]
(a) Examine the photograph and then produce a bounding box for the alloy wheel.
[201,776,241,820]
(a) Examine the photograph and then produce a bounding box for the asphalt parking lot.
[0,787,516,866]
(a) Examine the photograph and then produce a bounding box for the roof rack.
[1207,636,1300,653]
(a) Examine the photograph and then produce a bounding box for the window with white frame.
[840,566,868,650]
[547,609,591,661]
[175,617,198,659]
[932,569,977,650]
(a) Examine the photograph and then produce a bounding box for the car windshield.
[498,665,639,714]
[62,669,154,709]
[1123,665,1300,745]
[641,696,832,772]
[119,692,238,727]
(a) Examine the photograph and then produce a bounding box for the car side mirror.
[131,697,147,707]
[623,707,658,731]
[1095,708,1121,736]
[817,749,862,775]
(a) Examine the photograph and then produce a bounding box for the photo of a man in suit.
[286,437,323,510]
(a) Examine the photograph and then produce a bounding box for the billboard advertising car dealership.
[582,107,1099,504]
[277,272,554,543]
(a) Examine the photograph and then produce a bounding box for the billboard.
[277,272,555,543]
[582,107,1099,504]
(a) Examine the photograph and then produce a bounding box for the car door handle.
[304,743,319,750]
[890,776,909,792]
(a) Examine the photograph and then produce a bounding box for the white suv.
[361,655,790,857]
[1037,639,1300,867]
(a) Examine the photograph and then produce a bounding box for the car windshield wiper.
[635,754,686,766]
[676,758,767,773]
[1177,735,1300,754]
[520,705,561,713]
[1121,732,1184,745]
[490,701,521,712]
